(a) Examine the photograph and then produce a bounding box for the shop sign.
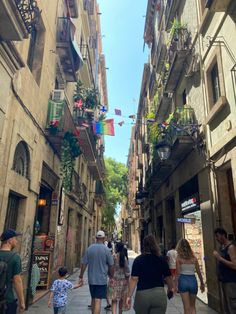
[181,195,199,213]
[52,192,58,206]
[34,251,51,288]
[177,217,195,224]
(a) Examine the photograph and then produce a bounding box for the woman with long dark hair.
[127,234,174,314]
[108,242,130,314]
[176,239,205,314]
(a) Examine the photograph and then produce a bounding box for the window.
[27,18,45,85]
[205,47,226,114]
[13,141,30,178]
[210,63,221,104]
[5,193,20,230]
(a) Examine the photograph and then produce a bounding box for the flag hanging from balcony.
[115,108,122,116]
[46,100,65,130]
[93,119,115,136]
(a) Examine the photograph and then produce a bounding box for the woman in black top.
[127,234,174,314]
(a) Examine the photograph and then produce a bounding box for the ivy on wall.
[60,131,82,193]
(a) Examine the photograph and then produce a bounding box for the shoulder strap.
[0,252,16,264]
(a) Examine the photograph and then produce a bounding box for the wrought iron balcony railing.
[14,0,40,33]
[56,17,83,82]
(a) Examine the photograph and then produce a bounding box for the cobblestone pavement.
[26,251,218,314]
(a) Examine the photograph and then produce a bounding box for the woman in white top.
[176,239,205,314]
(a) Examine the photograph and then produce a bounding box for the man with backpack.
[213,227,236,314]
[0,229,25,313]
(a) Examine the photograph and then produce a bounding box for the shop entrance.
[31,185,53,301]
[179,176,207,303]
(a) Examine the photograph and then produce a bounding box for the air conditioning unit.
[51,89,65,102]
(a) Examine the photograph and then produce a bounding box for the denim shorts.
[178,274,198,294]
[89,284,107,299]
[54,305,66,314]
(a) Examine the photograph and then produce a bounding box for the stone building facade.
[127,0,236,312]
[0,0,107,305]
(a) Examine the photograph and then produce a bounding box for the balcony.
[155,88,172,122]
[70,171,88,204]
[147,107,197,188]
[45,100,76,155]
[0,0,40,40]
[205,0,233,11]
[155,32,167,74]
[67,0,78,18]
[56,17,84,82]
[95,181,105,206]
[164,0,180,30]
[164,28,191,92]
[79,44,95,87]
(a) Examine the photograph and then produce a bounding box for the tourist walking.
[108,242,130,314]
[127,234,174,314]
[48,267,81,313]
[0,229,25,314]
[167,244,177,290]
[213,227,236,314]
[79,230,114,314]
[176,238,205,314]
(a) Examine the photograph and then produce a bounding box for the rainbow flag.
[93,119,115,136]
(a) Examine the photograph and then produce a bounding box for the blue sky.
[98,0,149,164]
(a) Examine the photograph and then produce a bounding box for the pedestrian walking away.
[79,230,114,314]
[166,244,177,291]
[176,238,205,314]
[108,242,130,314]
[127,234,174,314]
[0,229,25,314]
[213,227,236,314]
[48,267,81,314]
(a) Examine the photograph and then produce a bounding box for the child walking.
[48,267,81,314]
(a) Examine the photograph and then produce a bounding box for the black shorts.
[89,284,107,299]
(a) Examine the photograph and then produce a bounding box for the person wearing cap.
[0,229,25,313]
[79,230,114,314]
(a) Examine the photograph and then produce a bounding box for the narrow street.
[27,251,217,314]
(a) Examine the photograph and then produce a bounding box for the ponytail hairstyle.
[115,242,125,268]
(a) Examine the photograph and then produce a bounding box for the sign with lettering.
[34,251,51,288]
[177,217,195,224]
[180,194,199,213]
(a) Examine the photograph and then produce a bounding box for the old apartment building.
[127,0,236,312]
[0,0,107,304]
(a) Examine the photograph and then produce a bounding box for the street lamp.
[155,131,172,161]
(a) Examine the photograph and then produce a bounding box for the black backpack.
[0,253,16,308]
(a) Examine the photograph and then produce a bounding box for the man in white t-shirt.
[167,244,177,290]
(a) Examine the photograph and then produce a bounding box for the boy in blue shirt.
[48,267,81,313]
